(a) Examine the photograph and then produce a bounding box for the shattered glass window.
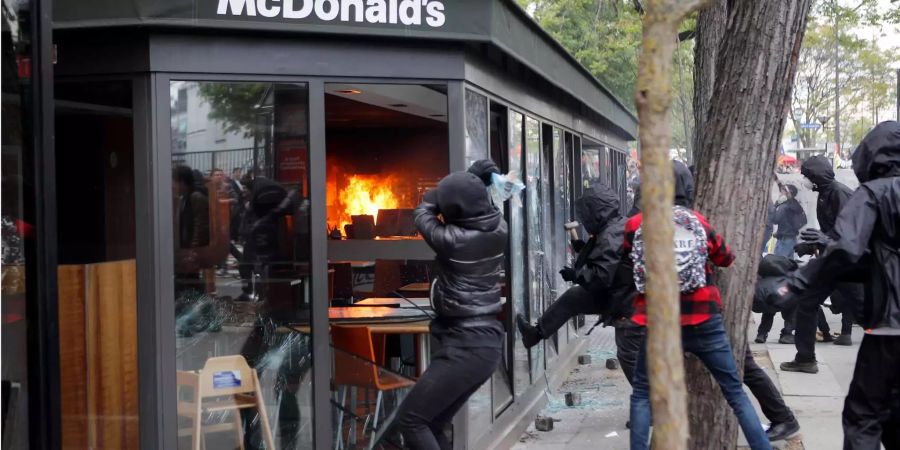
[171,81,314,450]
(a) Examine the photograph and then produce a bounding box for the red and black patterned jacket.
[623,210,735,326]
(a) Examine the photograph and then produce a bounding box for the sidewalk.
[513,310,858,450]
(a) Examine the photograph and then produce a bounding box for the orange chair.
[331,326,414,447]
[176,356,275,450]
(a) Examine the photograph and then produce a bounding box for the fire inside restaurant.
[3,0,637,449]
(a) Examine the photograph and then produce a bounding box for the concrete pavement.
[513,310,860,449]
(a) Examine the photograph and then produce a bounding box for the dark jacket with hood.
[628,159,694,217]
[753,255,798,314]
[772,185,807,239]
[801,156,854,236]
[573,183,628,294]
[788,121,900,331]
[415,172,509,323]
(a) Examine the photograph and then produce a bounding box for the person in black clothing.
[754,255,798,345]
[761,200,776,255]
[515,183,642,383]
[772,185,806,258]
[778,121,900,448]
[783,156,861,364]
[396,160,508,450]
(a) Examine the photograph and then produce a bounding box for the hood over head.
[758,254,798,278]
[800,156,835,189]
[437,171,496,223]
[851,120,900,183]
[673,160,694,207]
[785,184,798,198]
[576,183,621,235]
[251,177,288,216]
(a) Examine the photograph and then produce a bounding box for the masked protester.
[772,185,806,258]
[397,160,507,450]
[778,121,900,449]
[516,183,643,383]
[781,157,862,365]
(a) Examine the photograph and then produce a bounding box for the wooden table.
[354,297,432,309]
[397,282,431,297]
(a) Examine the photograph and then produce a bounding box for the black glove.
[800,228,831,246]
[571,239,586,253]
[468,159,501,186]
[793,241,819,257]
[559,267,576,282]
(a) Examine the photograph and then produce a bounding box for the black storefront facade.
[3,1,637,449]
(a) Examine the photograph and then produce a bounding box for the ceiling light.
[336,89,362,95]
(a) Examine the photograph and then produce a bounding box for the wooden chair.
[331,326,414,447]
[176,355,275,450]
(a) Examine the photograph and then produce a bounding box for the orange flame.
[333,175,399,232]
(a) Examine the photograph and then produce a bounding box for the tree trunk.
[690,0,727,163]
[635,1,710,448]
[690,1,813,448]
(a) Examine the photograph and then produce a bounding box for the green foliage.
[517,0,644,109]
[197,83,270,138]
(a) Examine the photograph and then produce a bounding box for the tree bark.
[635,1,710,448]
[690,0,727,163]
[690,0,813,448]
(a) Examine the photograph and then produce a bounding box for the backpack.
[631,206,708,294]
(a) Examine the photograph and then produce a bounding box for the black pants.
[758,308,796,337]
[796,303,852,362]
[537,285,603,337]
[743,343,795,424]
[615,326,645,385]
[843,334,900,450]
[398,345,501,450]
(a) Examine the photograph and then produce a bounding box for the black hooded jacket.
[628,159,693,217]
[800,156,854,236]
[415,172,509,321]
[789,121,900,331]
[753,255,798,314]
[573,184,628,295]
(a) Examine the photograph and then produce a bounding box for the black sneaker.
[754,332,768,344]
[778,334,795,345]
[766,420,800,441]
[780,359,819,374]
[516,314,542,349]
[834,334,852,346]
[820,331,835,343]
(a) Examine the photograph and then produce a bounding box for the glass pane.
[54,80,139,448]
[524,117,545,380]
[464,89,489,167]
[170,81,313,450]
[324,83,448,242]
[1,1,34,445]
[508,112,529,393]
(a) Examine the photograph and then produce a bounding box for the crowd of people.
[402,120,899,450]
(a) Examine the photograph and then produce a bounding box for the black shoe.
[766,420,800,441]
[834,334,852,346]
[625,420,630,429]
[516,314,542,349]
[754,332,768,344]
[820,331,835,343]
[780,359,819,374]
[778,334,795,345]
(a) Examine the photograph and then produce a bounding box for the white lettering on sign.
[216,0,446,27]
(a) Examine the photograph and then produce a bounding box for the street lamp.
[818,115,830,157]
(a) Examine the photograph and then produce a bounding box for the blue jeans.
[629,315,772,450]
[774,237,797,258]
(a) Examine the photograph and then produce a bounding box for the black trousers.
[398,345,501,450]
[758,308,797,337]
[615,326,645,385]
[743,343,795,424]
[842,334,900,450]
[537,285,603,337]
[796,302,853,362]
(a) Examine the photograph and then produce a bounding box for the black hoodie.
[415,172,509,321]
[573,183,628,294]
[800,156,854,236]
[789,121,900,331]
[628,160,694,216]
